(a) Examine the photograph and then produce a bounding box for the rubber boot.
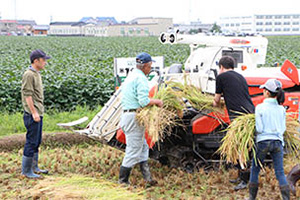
[21,155,40,178]
[248,182,259,200]
[139,161,157,186]
[280,185,290,200]
[234,169,250,191]
[118,166,131,185]
[33,153,48,174]
[287,164,300,196]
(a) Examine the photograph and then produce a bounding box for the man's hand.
[32,112,41,122]
[155,99,163,107]
[148,99,163,107]
[213,100,218,107]
[213,94,222,107]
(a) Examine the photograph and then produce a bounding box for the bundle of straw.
[167,80,224,113]
[218,113,300,168]
[136,83,185,143]
[217,113,256,168]
[136,78,224,143]
[285,117,300,160]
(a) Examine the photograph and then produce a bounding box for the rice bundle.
[217,113,256,169]
[136,83,185,143]
[136,79,223,143]
[218,113,300,168]
[167,80,224,113]
[285,117,300,160]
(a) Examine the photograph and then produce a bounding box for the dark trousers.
[23,112,43,157]
[250,140,288,186]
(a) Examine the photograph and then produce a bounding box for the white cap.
[259,79,282,93]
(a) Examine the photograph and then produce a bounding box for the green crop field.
[1,35,300,199]
[0,35,299,113]
[0,36,189,113]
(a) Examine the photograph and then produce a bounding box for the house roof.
[50,22,79,26]
[33,25,49,30]
[0,20,17,23]
[17,20,36,26]
[80,17,93,22]
[71,22,87,26]
[96,17,118,24]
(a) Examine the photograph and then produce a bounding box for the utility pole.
[188,0,192,24]
[14,0,16,19]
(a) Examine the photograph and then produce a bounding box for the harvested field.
[0,133,299,199]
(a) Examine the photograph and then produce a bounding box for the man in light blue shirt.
[118,52,163,186]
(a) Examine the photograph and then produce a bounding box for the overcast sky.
[0,0,299,24]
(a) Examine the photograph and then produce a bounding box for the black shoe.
[234,180,248,191]
[118,166,131,185]
[229,177,241,184]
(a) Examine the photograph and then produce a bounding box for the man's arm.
[213,93,222,107]
[136,77,163,108]
[25,96,40,122]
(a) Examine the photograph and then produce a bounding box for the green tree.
[210,23,222,33]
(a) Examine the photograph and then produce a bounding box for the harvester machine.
[59,30,300,172]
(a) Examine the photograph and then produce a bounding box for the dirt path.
[0,132,97,152]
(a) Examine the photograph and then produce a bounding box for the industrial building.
[219,14,300,35]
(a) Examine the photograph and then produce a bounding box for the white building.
[219,14,300,35]
[174,21,213,34]
[219,16,255,34]
[49,17,172,37]
[48,22,85,36]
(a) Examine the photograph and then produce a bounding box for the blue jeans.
[23,112,43,157]
[250,140,288,186]
[120,112,149,168]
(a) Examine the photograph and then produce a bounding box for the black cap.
[30,49,51,63]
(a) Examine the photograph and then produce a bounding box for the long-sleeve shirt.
[255,98,286,145]
[121,68,150,110]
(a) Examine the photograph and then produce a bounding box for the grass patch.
[51,175,143,199]
[0,105,101,137]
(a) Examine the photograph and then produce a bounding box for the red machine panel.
[246,77,295,96]
[192,92,300,134]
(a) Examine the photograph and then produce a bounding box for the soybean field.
[0,36,299,113]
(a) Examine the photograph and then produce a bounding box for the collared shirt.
[121,69,150,110]
[255,98,286,145]
[29,65,40,73]
[21,66,44,116]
